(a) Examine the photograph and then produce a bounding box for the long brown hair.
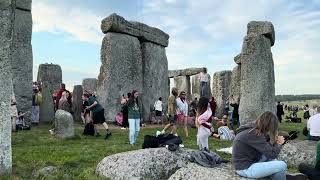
[252,111,279,143]
[127,90,139,107]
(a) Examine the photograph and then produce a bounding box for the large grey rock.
[16,0,32,10]
[169,163,250,180]
[72,85,83,122]
[169,68,205,78]
[239,34,275,125]
[230,66,241,100]
[37,64,62,122]
[247,21,275,46]
[174,76,191,100]
[141,42,168,122]
[82,78,97,93]
[212,71,232,118]
[278,140,317,167]
[0,0,15,174]
[97,33,143,122]
[96,148,192,180]
[54,110,74,139]
[101,13,169,47]
[11,8,33,122]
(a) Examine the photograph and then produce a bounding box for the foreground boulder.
[54,110,74,139]
[96,148,192,179]
[278,140,317,167]
[169,163,250,180]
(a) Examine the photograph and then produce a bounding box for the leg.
[183,116,188,138]
[134,118,141,144]
[128,119,135,145]
[198,127,210,150]
[12,117,17,132]
[236,160,287,180]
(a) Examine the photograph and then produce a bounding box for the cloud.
[32,0,104,44]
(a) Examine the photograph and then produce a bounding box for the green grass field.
[2,113,308,179]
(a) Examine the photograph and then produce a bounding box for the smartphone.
[283,132,298,145]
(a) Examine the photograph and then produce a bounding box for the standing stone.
[212,71,232,118]
[169,68,205,78]
[97,32,143,121]
[54,110,74,139]
[82,78,97,93]
[0,0,15,174]
[239,22,275,125]
[11,6,33,121]
[191,74,200,99]
[72,85,83,122]
[141,42,168,122]
[174,76,191,100]
[37,64,62,122]
[230,66,241,100]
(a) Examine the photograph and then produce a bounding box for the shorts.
[168,115,177,125]
[92,109,106,124]
[155,110,162,116]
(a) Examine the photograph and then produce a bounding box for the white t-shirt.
[176,98,188,116]
[309,108,317,117]
[154,100,162,111]
[307,113,320,136]
[199,73,209,82]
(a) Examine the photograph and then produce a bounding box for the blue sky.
[32,0,320,94]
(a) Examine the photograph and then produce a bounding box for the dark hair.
[127,92,131,98]
[171,88,178,96]
[83,93,90,98]
[197,97,209,115]
[203,68,207,73]
[128,90,139,107]
[159,97,162,101]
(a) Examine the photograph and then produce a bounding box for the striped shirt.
[218,126,235,140]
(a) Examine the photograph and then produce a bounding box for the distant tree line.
[276,94,320,102]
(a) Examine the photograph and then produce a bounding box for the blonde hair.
[252,111,279,143]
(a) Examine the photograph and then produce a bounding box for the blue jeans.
[129,118,140,145]
[236,155,287,180]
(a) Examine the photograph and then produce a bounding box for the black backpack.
[142,135,160,149]
[83,122,95,136]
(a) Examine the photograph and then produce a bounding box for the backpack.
[35,92,42,105]
[142,135,160,149]
[83,122,95,136]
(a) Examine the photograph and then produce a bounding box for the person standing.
[199,68,210,97]
[82,93,111,139]
[32,86,41,124]
[11,93,18,132]
[276,102,284,123]
[161,88,178,136]
[196,97,213,151]
[209,97,217,117]
[58,91,72,113]
[127,90,142,145]
[120,93,131,129]
[176,91,189,138]
[154,97,163,124]
[230,96,240,127]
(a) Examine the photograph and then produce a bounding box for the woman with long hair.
[176,91,189,138]
[58,91,71,113]
[232,111,306,179]
[127,90,141,145]
[196,97,213,151]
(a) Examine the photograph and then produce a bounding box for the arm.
[87,101,98,110]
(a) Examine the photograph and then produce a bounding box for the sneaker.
[120,127,126,130]
[286,173,308,180]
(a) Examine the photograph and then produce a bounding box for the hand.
[276,136,285,145]
[85,106,90,110]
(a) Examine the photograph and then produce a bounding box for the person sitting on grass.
[212,117,234,141]
[82,93,111,139]
[232,111,307,180]
[304,107,320,141]
[299,140,320,180]
[196,97,213,151]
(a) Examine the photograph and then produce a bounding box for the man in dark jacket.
[276,102,284,123]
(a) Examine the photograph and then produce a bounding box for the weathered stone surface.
[212,71,232,118]
[96,148,192,179]
[97,33,143,122]
[0,0,15,174]
[72,85,83,122]
[101,13,169,47]
[239,34,275,125]
[37,64,62,122]
[230,66,241,100]
[234,53,242,65]
[169,163,250,180]
[141,42,169,121]
[16,0,32,10]
[247,21,275,46]
[54,110,74,139]
[11,8,33,122]
[174,76,191,100]
[278,140,316,167]
[169,68,205,78]
[82,78,97,93]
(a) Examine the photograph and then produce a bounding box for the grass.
[3,111,308,179]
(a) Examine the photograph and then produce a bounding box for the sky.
[31,0,320,95]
